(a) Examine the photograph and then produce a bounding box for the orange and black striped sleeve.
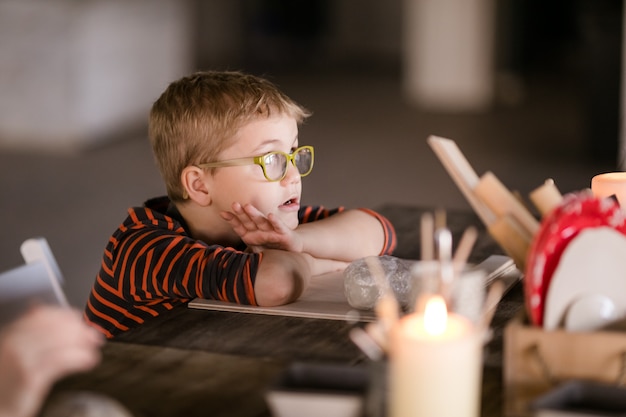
[84,206,261,338]
[357,208,397,255]
[85,202,396,338]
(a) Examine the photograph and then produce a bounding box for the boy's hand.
[220,203,304,252]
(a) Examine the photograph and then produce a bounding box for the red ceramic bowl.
[524,191,626,326]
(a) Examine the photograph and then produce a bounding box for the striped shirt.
[84,196,397,338]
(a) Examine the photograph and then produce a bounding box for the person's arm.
[253,249,352,306]
[103,223,320,308]
[221,203,396,261]
[296,208,391,261]
[0,306,103,417]
[253,249,311,306]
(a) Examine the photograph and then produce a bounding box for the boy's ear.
[181,166,212,206]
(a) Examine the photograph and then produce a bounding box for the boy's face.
[208,114,303,230]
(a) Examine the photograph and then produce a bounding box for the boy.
[84,71,396,338]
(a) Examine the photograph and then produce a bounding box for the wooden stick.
[366,257,399,336]
[488,215,532,270]
[436,227,454,305]
[349,327,384,360]
[436,228,453,280]
[529,178,563,218]
[420,212,434,262]
[453,226,478,273]
[427,136,496,226]
[474,171,540,236]
[428,136,533,270]
[365,322,389,352]
[480,280,505,332]
[434,208,447,231]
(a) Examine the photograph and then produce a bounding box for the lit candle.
[388,295,483,417]
[591,172,626,208]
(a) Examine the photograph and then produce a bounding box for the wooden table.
[45,205,526,417]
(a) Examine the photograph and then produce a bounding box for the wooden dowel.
[427,136,496,226]
[480,279,506,335]
[420,212,434,262]
[487,215,532,270]
[529,178,563,218]
[366,256,399,336]
[453,226,478,273]
[475,171,540,236]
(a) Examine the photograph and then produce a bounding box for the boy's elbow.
[255,273,306,306]
[254,251,311,306]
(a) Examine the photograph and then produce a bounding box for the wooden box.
[503,312,626,416]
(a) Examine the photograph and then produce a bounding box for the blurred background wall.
[1,0,621,159]
[0,0,192,151]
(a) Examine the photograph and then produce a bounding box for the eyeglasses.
[197,145,314,182]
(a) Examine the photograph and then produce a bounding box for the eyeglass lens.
[263,148,312,180]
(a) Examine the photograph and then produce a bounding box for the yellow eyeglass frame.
[196,145,314,182]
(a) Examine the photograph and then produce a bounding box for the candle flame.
[423,295,448,335]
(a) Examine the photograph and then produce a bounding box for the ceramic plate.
[543,227,626,330]
[524,191,626,326]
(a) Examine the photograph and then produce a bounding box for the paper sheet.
[188,269,376,321]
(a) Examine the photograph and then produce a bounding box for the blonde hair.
[148,71,311,202]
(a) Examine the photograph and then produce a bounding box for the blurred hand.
[0,305,104,417]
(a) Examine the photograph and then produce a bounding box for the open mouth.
[281,198,299,207]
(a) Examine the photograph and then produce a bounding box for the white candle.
[388,296,483,417]
[591,172,626,208]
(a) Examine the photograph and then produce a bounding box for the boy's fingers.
[220,211,234,221]
[266,213,288,233]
